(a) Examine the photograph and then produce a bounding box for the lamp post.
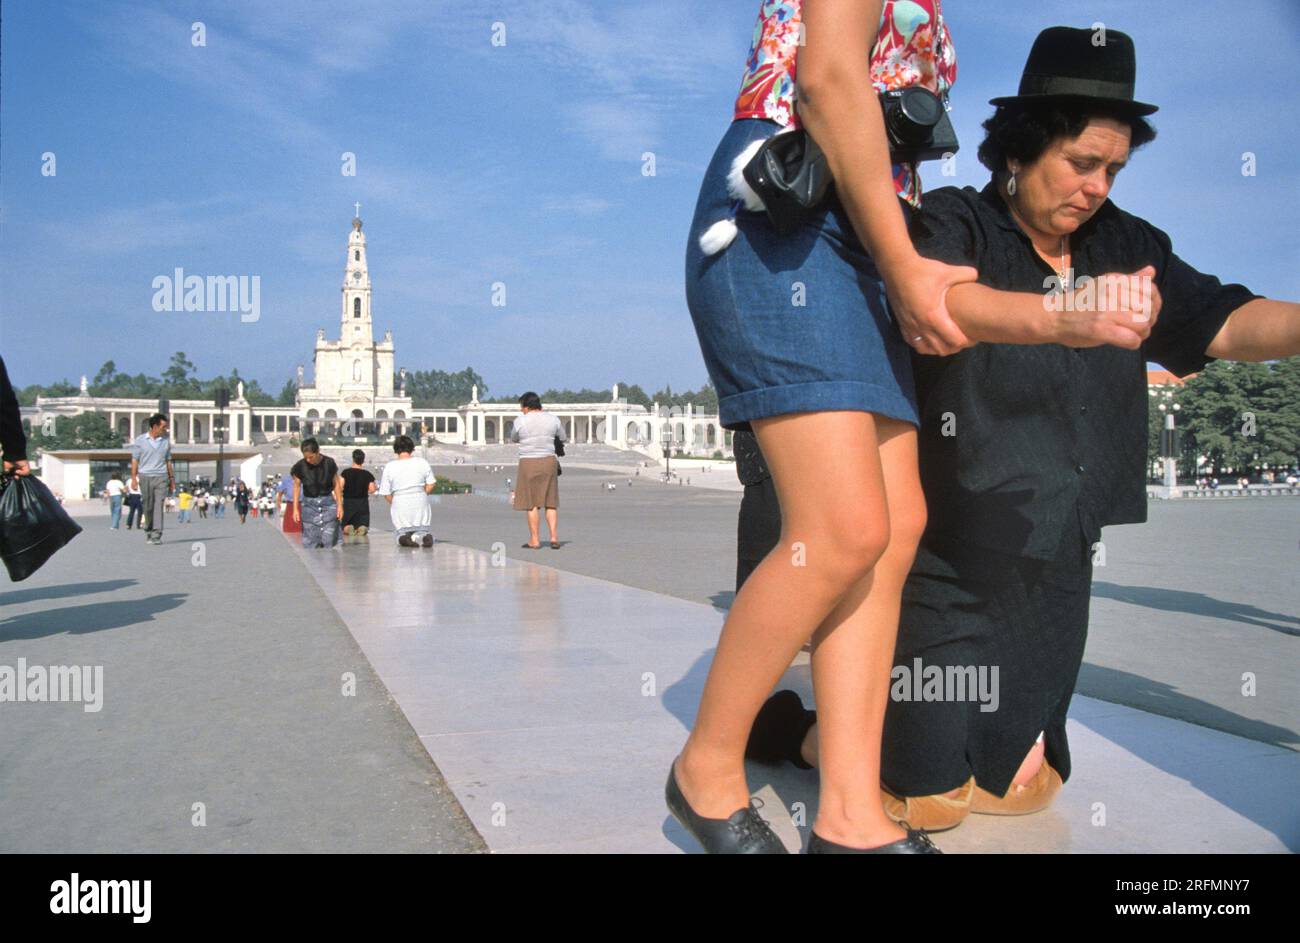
[1152,387,1181,491]
[661,422,678,480]
[215,387,230,487]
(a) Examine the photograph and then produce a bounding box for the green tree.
[27,412,121,451]
[277,378,299,406]
[1177,359,1297,475]
[93,360,117,387]
[1256,358,1300,469]
[16,380,78,406]
[404,367,488,408]
[160,352,201,400]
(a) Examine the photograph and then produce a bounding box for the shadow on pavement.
[1091,582,1300,637]
[0,594,188,641]
[0,580,139,606]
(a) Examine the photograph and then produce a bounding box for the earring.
[1006,170,1018,196]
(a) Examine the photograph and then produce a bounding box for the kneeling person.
[379,435,436,548]
[340,449,377,536]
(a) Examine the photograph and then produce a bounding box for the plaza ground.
[1,455,1295,852]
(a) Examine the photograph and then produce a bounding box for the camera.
[879,86,959,163]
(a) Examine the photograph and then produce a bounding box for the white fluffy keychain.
[697,124,801,257]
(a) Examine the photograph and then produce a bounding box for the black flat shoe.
[805,828,941,854]
[521,542,541,549]
[665,761,787,854]
[747,690,816,770]
[549,541,560,549]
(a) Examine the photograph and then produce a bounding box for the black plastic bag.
[0,472,83,581]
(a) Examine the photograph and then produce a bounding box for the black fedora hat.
[990,26,1158,116]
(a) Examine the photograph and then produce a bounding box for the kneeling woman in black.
[743,26,1300,832]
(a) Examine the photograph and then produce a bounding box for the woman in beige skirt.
[509,391,566,549]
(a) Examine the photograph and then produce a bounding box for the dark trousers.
[736,476,782,592]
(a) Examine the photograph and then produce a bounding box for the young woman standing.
[672,0,973,853]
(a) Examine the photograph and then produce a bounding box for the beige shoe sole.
[971,761,1062,815]
[881,777,974,832]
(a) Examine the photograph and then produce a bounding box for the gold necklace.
[1037,236,1069,288]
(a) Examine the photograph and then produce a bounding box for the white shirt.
[379,456,435,496]
[104,480,125,497]
[508,410,567,458]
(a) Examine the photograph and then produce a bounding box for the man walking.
[130,414,175,545]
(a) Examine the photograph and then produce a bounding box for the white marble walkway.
[288,533,1298,854]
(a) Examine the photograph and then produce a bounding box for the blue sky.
[3,0,1298,396]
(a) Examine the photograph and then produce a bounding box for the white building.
[298,213,412,435]
[19,213,732,459]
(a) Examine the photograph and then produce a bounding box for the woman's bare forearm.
[797,0,915,275]
[946,282,1152,349]
[1205,298,1300,361]
[946,284,1051,344]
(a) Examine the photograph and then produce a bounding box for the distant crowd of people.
[98,392,570,553]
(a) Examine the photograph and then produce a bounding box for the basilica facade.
[297,213,413,435]
[21,214,724,458]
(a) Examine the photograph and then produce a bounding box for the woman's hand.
[1051,266,1163,349]
[883,254,979,356]
[293,505,300,523]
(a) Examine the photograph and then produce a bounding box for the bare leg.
[525,508,541,546]
[675,411,907,847]
[545,508,558,542]
[806,416,926,845]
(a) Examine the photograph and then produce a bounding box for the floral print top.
[733,0,957,207]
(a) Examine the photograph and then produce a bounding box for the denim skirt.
[684,118,919,432]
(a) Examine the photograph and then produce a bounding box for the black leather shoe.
[665,761,788,854]
[747,690,816,770]
[805,827,942,854]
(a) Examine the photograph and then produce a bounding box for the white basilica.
[297,211,414,435]
[20,212,732,461]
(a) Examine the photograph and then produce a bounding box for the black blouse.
[291,456,339,498]
[906,182,1259,560]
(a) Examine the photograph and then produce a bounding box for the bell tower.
[342,205,373,345]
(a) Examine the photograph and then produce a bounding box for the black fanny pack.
[743,86,958,235]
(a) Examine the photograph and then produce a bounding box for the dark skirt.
[880,519,1096,798]
[340,496,370,529]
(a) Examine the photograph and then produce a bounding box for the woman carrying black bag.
[0,355,28,481]
[508,392,566,550]
[0,354,83,581]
